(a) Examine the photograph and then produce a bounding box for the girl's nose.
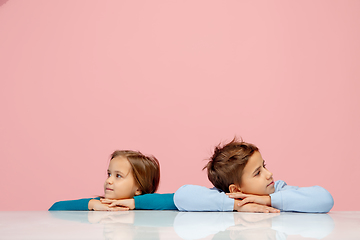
[106,176,113,184]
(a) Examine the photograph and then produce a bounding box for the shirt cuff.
[222,196,235,211]
[270,192,282,210]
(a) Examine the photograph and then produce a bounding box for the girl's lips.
[106,188,113,191]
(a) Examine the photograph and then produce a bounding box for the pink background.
[1,0,359,211]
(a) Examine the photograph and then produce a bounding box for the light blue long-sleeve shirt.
[174,180,334,213]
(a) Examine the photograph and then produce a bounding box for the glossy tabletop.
[0,211,359,239]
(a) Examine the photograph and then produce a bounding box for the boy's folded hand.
[227,192,271,207]
[100,198,135,210]
[234,201,280,213]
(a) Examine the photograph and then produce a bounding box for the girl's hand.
[227,192,271,207]
[89,199,129,211]
[100,198,135,210]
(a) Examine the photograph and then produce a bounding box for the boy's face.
[239,151,275,195]
[104,156,141,199]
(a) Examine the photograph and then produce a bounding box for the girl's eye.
[116,174,122,178]
[255,171,260,176]
[107,173,111,177]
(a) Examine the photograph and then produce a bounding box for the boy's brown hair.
[111,150,160,194]
[204,138,258,193]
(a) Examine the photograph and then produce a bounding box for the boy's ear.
[229,184,241,193]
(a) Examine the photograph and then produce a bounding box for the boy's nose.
[266,169,273,179]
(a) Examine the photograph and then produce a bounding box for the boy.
[174,138,334,213]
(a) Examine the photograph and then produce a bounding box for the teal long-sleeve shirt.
[49,193,177,211]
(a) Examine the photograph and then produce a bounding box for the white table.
[0,211,359,239]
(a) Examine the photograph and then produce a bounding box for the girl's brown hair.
[203,138,258,193]
[111,150,160,194]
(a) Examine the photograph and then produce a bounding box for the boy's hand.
[89,199,130,211]
[227,193,271,207]
[100,198,135,210]
[234,200,279,213]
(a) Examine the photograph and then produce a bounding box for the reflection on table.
[0,210,359,239]
[174,212,334,240]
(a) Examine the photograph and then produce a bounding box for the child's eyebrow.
[252,161,265,175]
[113,170,126,176]
[252,166,261,175]
[107,170,125,176]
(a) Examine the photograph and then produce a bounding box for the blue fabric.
[174,180,334,213]
[49,194,177,211]
[174,186,234,212]
[49,197,99,211]
[270,180,334,212]
[134,193,177,210]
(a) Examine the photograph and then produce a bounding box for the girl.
[49,150,176,211]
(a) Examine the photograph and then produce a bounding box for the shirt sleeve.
[174,185,234,211]
[270,180,334,213]
[48,197,100,211]
[133,193,177,210]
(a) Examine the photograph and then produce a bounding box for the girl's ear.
[229,184,241,193]
[134,189,142,196]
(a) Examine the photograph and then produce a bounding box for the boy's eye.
[116,174,122,178]
[107,173,111,177]
[255,171,260,176]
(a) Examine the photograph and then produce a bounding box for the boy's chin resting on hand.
[233,199,279,213]
[227,193,273,208]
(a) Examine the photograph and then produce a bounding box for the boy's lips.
[105,188,113,191]
[267,181,274,187]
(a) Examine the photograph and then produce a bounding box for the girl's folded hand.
[89,199,129,211]
[100,198,135,210]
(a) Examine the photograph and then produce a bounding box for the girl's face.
[104,156,141,199]
[239,151,275,195]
